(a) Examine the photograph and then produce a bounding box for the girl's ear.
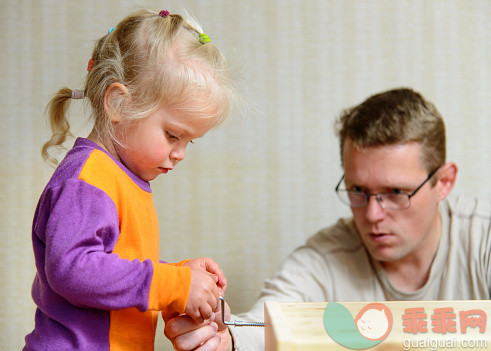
[436,162,458,201]
[103,83,130,123]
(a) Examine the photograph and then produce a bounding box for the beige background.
[0,0,489,349]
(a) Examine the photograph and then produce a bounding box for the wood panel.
[265,300,490,350]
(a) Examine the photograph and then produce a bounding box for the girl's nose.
[170,146,185,162]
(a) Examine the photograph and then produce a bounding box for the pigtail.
[41,87,74,165]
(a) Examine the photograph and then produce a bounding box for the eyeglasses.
[335,167,440,210]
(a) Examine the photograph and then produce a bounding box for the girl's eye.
[166,131,179,141]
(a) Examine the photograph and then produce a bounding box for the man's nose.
[365,195,386,222]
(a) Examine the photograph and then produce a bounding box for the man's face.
[342,139,442,264]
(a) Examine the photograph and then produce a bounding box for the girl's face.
[111,107,218,181]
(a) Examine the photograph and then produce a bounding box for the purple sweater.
[24,138,191,350]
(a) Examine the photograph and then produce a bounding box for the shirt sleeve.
[229,246,330,350]
[39,178,190,313]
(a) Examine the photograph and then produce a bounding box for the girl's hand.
[185,267,220,322]
[185,257,227,295]
[183,257,227,322]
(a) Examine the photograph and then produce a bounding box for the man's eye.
[391,188,405,195]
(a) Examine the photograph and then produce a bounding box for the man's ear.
[436,162,458,201]
[103,82,130,123]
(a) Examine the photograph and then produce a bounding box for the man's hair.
[336,88,446,173]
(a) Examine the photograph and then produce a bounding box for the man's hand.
[164,299,233,351]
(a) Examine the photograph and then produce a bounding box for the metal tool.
[219,297,265,327]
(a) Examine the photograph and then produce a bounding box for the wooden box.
[265,300,491,350]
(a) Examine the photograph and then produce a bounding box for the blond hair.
[336,88,446,175]
[42,9,237,164]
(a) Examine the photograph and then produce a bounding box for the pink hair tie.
[159,10,169,18]
[87,59,94,72]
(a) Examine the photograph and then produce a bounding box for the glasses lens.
[336,189,351,206]
[347,192,367,207]
[336,190,368,207]
[380,193,410,210]
[336,190,359,206]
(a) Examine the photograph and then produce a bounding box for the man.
[164,88,491,350]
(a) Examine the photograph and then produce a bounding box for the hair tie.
[71,89,85,100]
[87,59,94,72]
[199,33,211,44]
[108,27,115,34]
[159,10,169,18]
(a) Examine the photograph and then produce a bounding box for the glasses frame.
[335,166,441,210]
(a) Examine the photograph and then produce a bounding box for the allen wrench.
[219,297,265,327]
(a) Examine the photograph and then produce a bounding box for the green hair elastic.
[199,33,211,44]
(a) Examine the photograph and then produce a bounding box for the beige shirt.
[230,196,491,350]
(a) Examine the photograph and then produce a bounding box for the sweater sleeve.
[148,261,191,313]
[39,178,189,313]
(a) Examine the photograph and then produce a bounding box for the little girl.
[24,8,236,350]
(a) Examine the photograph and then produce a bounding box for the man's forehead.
[342,139,425,162]
[342,140,428,181]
